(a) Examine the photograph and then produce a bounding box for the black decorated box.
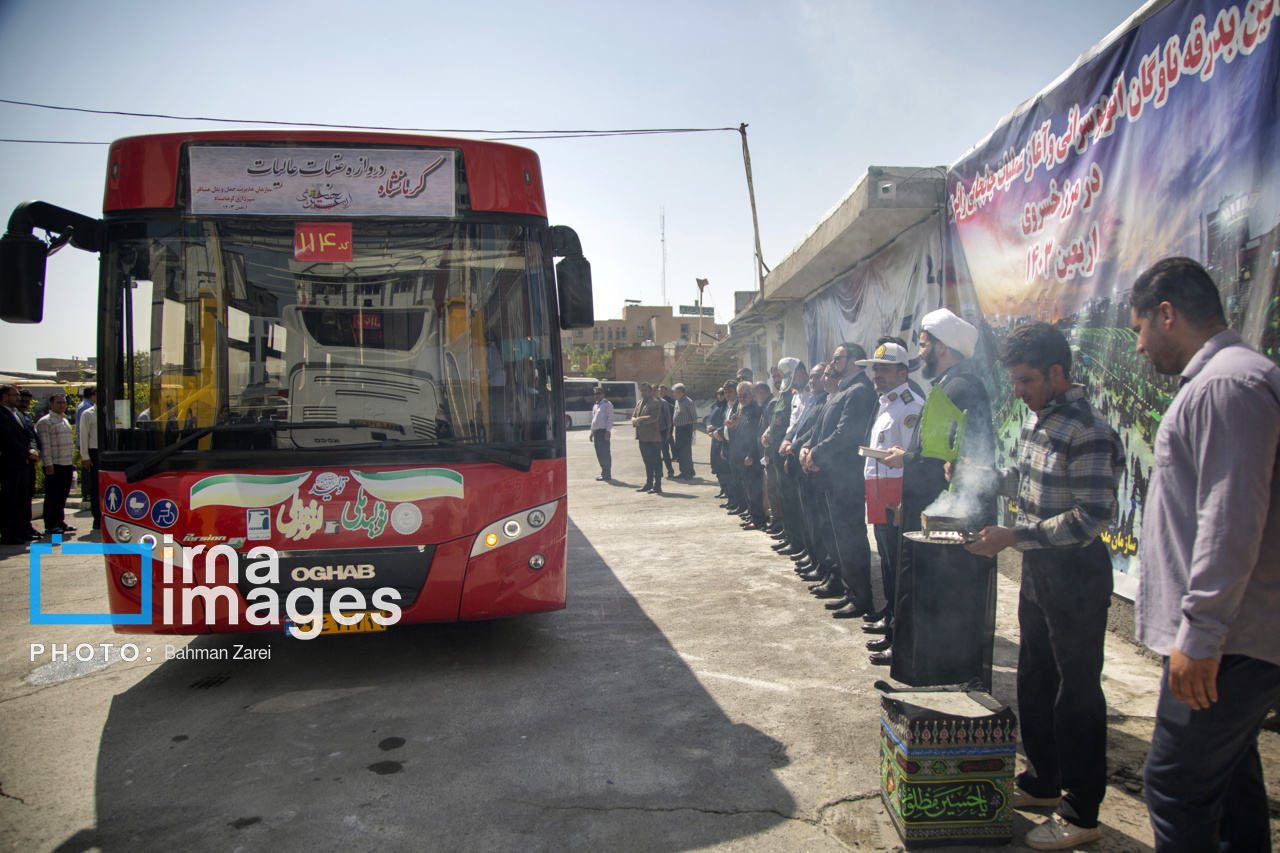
[877,682,1018,847]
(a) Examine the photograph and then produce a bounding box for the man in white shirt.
[78,395,100,530]
[588,385,614,481]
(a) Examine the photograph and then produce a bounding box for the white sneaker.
[1011,785,1062,808]
[1024,815,1102,850]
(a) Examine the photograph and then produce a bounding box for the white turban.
[921,309,979,359]
[775,356,801,391]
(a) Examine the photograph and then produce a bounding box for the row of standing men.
[0,384,101,546]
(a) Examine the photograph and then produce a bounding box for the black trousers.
[1016,539,1112,828]
[874,521,900,615]
[674,424,694,477]
[638,441,662,488]
[797,476,828,565]
[660,431,674,473]
[778,460,802,542]
[591,429,611,478]
[709,435,727,475]
[42,464,74,530]
[823,489,872,609]
[742,463,766,524]
[1145,654,1280,850]
[0,463,30,540]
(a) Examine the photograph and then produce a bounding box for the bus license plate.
[315,612,388,635]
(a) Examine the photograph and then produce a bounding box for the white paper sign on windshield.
[189,147,456,217]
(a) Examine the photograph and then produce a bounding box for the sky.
[0,0,1142,373]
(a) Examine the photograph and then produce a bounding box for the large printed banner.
[947,0,1280,588]
[803,216,945,369]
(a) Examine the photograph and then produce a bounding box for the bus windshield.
[105,218,558,455]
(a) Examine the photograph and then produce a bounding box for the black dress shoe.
[811,581,844,599]
[863,607,890,623]
[651,486,663,494]
[595,475,609,481]
[779,544,804,556]
[866,636,893,652]
[833,603,872,619]
[862,617,893,635]
[0,537,29,545]
[798,570,826,582]
[869,650,893,666]
[823,597,852,610]
[770,541,790,552]
[637,485,653,492]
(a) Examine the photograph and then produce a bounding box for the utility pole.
[739,123,767,293]
[660,207,667,306]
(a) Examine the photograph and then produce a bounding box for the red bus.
[1,131,594,636]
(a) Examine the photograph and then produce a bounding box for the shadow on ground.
[51,520,794,852]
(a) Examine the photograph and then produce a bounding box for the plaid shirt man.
[999,385,1125,549]
[36,410,75,466]
[672,395,697,427]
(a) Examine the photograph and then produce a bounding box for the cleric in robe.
[880,309,998,691]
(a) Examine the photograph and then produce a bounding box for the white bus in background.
[562,378,639,430]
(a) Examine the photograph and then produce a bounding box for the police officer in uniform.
[853,342,923,658]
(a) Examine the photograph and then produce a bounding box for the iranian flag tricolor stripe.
[189,472,313,509]
[350,469,464,502]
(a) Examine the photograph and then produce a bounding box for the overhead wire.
[0,98,739,143]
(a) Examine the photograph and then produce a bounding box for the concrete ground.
[0,427,1276,851]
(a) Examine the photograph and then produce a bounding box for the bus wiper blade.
[123,421,374,483]
[351,436,533,472]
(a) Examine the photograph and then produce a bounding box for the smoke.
[922,463,998,527]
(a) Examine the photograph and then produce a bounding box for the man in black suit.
[784,364,829,576]
[799,344,879,618]
[0,385,39,545]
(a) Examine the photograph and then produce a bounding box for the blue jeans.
[1144,653,1280,851]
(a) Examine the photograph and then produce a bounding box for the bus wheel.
[565,415,572,432]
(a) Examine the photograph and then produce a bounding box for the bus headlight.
[115,525,132,543]
[139,534,157,547]
[469,500,561,557]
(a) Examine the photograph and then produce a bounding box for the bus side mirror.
[550,226,593,330]
[0,231,48,323]
[556,254,594,330]
[1,201,103,325]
